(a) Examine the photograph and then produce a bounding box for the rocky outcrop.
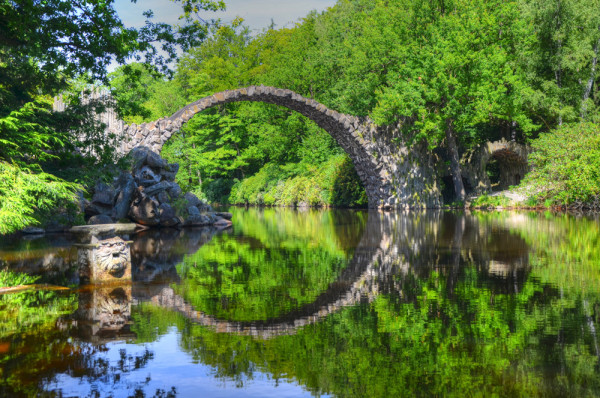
[84,146,232,228]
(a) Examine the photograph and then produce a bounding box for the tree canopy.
[0,0,224,233]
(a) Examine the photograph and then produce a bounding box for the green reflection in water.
[0,290,78,396]
[134,210,600,397]
[2,209,600,397]
[174,208,366,322]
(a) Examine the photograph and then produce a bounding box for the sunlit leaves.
[0,162,81,234]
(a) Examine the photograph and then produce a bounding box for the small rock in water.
[22,226,45,235]
[214,218,233,228]
[184,214,211,226]
[215,212,233,220]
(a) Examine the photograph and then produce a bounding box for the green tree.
[373,0,536,201]
[518,0,600,125]
[0,0,224,233]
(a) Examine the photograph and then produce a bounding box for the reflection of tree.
[129,210,600,396]
[3,210,600,396]
[172,208,367,322]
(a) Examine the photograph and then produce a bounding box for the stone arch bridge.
[116,86,441,209]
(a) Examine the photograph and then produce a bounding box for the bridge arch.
[122,86,389,208]
[120,86,442,209]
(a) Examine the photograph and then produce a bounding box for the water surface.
[1,209,600,397]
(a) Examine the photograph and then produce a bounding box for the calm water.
[1,208,600,397]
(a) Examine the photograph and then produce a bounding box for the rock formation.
[84,146,232,228]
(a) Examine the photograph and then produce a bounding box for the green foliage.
[174,207,362,321]
[0,270,39,287]
[0,98,66,163]
[156,0,598,205]
[519,0,600,125]
[470,194,512,208]
[0,290,77,340]
[108,63,187,123]
[0,289,79,395]
[0,162,81,234]
[521,122,600,206]
[229,155,367,207]
[0,0,227,234]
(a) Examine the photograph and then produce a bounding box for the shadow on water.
[1,209,600,396]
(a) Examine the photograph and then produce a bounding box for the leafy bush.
[0,162,82,234]
[0,270,40,287]
[470,194,511,209]
[229,155,367,208]
[522,123,600,207]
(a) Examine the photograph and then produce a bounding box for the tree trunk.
[446,120,466,202]
[581,30,600,120]
[555,1,563,126]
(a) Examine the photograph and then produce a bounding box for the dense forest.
[1,0,600,233]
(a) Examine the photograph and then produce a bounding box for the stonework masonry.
[114,86,441,209]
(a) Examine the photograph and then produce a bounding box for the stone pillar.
[76,236,132,284]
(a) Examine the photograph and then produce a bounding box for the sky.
[114,0,337,32]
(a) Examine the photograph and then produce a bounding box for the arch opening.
[486,148,528,191]
[122,86,387,208]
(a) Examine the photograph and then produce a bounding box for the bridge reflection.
[72,211,530,340]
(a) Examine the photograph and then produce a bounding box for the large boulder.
[135,165,161,187]
[187,206,200,216]
[145,150,167,169]
[92,183,114,206]
[112,172,136,220]
[161,163,179,182]
[128,188,160,226]
[128,146,150,173]
[158,203,179,227]
[167,182,182,200]
[183,192,202,208]
[144,181,171,197]
[91,182,115,216]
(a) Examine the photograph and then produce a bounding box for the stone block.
[187,206,200,216]
[77,236,132,284]
[167,182,182,199]
[144,181,170,197]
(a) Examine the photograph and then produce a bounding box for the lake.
[1,208,600,397]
